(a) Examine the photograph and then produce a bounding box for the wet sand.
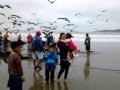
[0,41,120,90]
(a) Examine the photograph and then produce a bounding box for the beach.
[0,34,120,90]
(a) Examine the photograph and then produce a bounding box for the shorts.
[7,74,22,90]
[32,51,43,60]
[86,45,90,51]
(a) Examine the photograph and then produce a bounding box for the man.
[85,33,91,52]
[0,32,3,45]
[32,31,43,72]
[3,32,9,46]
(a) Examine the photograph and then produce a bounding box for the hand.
[21,76,25,82]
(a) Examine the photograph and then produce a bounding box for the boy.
[44,44,58,83]
[7,42,25,90]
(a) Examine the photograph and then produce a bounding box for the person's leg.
[32,52,37,69]
[10,86,22,90]
[9,75,22,90]
[51,67,55,82]
[64,62,71,80]
[45,67,50,83]
[57,61,65,79]
[35,51,43,71]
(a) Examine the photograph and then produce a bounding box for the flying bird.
[19,21,25,24]
[0,5,11,9]
[27,22,39,25]
[0,22,5,25]
[0,13,5,17]
[95,28,98,30]
[14,30,19,34]
[75,13,81,16]
[99,10,108,13]
[87,21,94,24]
[96,14,103,17]
[27,28,34,31]
[57,18,70,23]
[48,0,56,4]
[106,19,109,22]
[66,29,73,32]
[4,28,9,32]
[8,15,21,20]
[63,24,76,28]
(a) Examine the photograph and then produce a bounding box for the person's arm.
[15,55,25,82]
[85,38,87,45]
[55,54,58,64]
[15,55,23,76]
[44,52,50,61]
[89,37,91,45]
[38,37,43,49]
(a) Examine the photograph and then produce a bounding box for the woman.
[57,33,71,82]
[27,34,33,50]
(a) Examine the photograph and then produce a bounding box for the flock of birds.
[0,0,110,35]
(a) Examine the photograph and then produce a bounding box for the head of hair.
[49,44,56,48]
[59,32,66,40]
[86,33,89,37]
[11,41,21,50]
[66,33,73,39]
[36,31,41,36]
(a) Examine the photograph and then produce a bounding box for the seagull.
[48,0,56,4]
[66,29,73,32]
[63,24,76,28]
[0,13,5,17]
[58,18,70,23]
[75,13,81,16]
[8,15,21,20]
[96,14,103,17]
[99,10,108,13]
[87,21,94,24]
[48,22,54,25]
[0,5,11,9]
[31,13,36,15]
[4,28,9,32]
[14,30,19,34]
[40,26,52,29]
[95,28,98,30]
[51,27,57,30]
[106,19,109,22]
[27,28,34,31]
[27,22,39,25]
[19,21,25,24]
[0,22,5,25]
[42,30,50,33]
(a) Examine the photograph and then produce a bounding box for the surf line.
[91,67,120,72]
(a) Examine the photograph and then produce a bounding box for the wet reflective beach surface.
[1,41,120,90]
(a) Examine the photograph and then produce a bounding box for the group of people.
[7,30,91,90]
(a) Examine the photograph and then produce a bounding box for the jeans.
[58,60,71,79]
[45,67,55,82]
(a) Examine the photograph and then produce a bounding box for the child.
[61,33,78,62]
[7,42,25,90]
[44,44,58,83]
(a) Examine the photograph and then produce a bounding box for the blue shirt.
[44,51,58,68]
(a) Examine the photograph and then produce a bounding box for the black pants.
[45,67,55,82]
[7,74,22,90]
[58,60,71,79]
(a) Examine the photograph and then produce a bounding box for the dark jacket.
[57,41,69,60]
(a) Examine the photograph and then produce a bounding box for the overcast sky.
[0,0,120,32]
